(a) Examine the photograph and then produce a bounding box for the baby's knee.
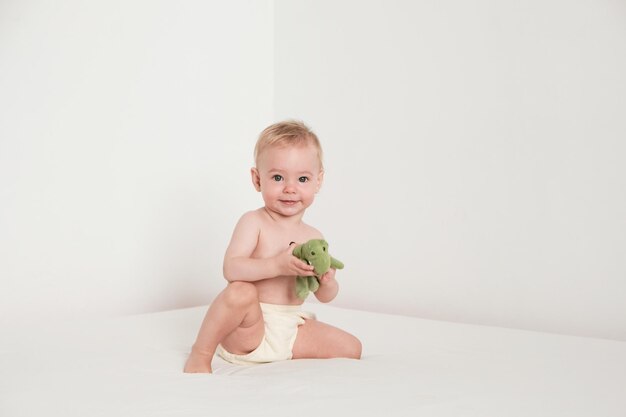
[223,281,258,308]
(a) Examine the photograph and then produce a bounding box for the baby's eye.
[272,175,283,182]
[298,176,309,183]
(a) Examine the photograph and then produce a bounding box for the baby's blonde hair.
[254,120,324,170]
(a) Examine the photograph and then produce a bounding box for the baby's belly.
[254,276,303,305]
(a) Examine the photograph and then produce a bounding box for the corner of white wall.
[0,0,275,325]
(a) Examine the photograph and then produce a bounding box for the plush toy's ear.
[291,243,302,258]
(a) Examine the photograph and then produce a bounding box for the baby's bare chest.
[253,226,321,259]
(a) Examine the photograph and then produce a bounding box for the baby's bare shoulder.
[237,208,283,238]
[238,208,270,224]
[301,222,324,240]
[231,209,265,236]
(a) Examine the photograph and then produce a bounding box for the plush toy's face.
[292,239,343,299]
[300,239,331,276]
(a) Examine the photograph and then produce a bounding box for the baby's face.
[252,144,323,218]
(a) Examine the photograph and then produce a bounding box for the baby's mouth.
[280,200,298,206]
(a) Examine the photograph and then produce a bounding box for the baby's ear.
[251,167,261,191]
[315,170,324,193]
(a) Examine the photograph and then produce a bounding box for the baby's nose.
[283,180,297,193]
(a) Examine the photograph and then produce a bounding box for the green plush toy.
[292,239,344,299]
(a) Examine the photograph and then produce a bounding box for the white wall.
[274,0,626,340]
[2,1,625,342]
[0,0,273,324]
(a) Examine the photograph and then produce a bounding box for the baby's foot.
[183,350,213,373]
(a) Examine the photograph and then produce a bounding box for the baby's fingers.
[293,259,315,275]
[286,243,315,275]
[319,268,336,282]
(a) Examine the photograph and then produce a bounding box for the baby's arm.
[223,212,314,282]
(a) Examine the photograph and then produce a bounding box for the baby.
[184,120,362,373]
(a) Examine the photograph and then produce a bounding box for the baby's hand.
[318,268,337,284]
[275,243,315,277]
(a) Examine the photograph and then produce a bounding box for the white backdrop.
[275,0,626,340]
[0,0,273,324]
[1,1,625,341]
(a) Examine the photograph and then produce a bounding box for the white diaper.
[216,303,315,365]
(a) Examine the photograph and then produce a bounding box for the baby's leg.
[184,281,264,373]
[291,319,362,360]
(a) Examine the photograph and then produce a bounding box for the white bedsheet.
[1,303,625,417]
